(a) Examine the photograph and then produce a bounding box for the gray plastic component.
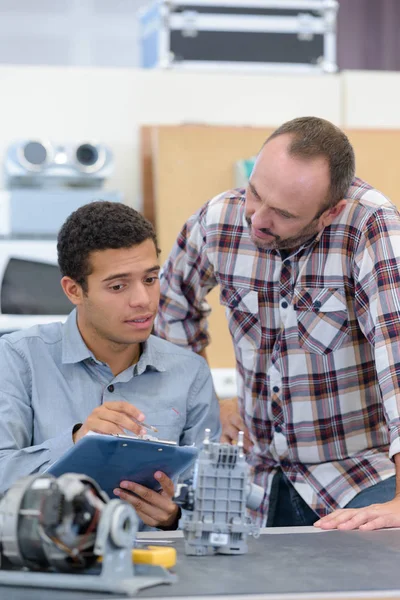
[181,429,263,555]
[246,480,265,511]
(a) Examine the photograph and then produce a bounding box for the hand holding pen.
[130,415,158,434]
[73,400,157,444]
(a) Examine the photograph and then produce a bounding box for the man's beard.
[245,216,319,251]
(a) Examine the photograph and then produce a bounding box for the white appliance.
[4,140,114,189]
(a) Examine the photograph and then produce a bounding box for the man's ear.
[60,276,84,306]
[320,199,347,228]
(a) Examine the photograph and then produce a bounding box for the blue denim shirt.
[0,310,221,494]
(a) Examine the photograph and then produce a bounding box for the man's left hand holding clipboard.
[72,400,181,530]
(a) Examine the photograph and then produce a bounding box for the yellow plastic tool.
[132,545,177,569]
[98,545,176,569]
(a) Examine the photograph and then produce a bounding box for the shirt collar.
[135,336,166,375]
[62,310,93,364]
[115,336,167,383]
[62,311,166,375]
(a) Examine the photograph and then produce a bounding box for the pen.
[132,416,158,433]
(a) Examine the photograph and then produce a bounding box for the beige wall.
[343,71,400,129]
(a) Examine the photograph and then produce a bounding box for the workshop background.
[0,0,399,398]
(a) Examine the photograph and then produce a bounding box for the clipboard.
[47,433,198,498]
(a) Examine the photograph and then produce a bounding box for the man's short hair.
[266,116,356,209]
[57,201,159,291]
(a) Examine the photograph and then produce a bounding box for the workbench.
[1,527,399,600]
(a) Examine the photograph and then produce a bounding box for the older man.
[156,116,400,530]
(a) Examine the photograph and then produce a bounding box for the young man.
[0,201,220,529]
[155,116,400,530]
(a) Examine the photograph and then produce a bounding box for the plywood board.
[345,129,400,209]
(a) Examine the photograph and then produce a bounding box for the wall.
[0,66,399,209]
[0,65,399,370]
[0,65,342,210]
[343,71,400,129]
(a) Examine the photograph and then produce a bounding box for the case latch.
[297,13,315,41]
[181,10,199,38]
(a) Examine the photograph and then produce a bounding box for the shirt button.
[273,386,279,393]
[281,301,288,309]
[275,424,282,433]
[107,384,115,393]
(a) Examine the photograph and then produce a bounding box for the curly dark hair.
[57,201,159,291]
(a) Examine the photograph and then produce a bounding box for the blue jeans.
[267,469,396,527]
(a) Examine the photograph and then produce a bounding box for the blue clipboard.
[47,434,198,498]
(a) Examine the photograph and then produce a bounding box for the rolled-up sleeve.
[354,208,400,459]
[155,203,217,353]
[0,339,74,494]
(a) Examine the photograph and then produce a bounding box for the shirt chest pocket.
[293,287,349,355]
[219,287,261,351]
[143,408,186,443]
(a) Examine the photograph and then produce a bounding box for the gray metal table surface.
[1,527,400,600]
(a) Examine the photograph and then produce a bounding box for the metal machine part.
[0,473,108,572]
[0,473,174,596]
[175,429,263,556]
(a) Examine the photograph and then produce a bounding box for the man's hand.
[73,401,147,443]
[219,397,253,452]
[314,497,400,531]
[113,471,180,529]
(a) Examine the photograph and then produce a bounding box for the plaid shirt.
[155,179,400,524]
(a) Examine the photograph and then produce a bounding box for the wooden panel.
[149,125,273,369]
[345,129,400,209]
[140,126,157,226]
[154,125,273,244]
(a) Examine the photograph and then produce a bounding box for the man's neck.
[77,319,141,376]
[95,343,141,377]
